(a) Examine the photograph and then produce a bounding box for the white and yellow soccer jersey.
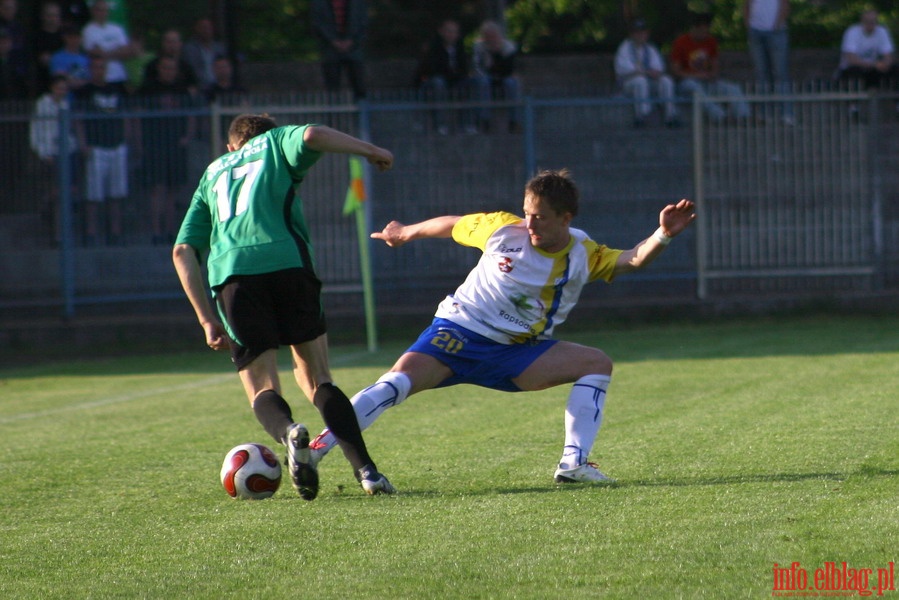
[434,212,624,344]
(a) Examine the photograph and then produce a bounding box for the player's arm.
[302,125,394,172]
[370,216,461,248]
[172,243,229,350]
[612,199,696,276]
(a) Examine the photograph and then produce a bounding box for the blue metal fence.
[1,89,896,322]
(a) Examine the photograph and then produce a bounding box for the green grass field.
[1,314,897,599]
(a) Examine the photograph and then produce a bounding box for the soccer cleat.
[554,462,615,484]
[358,464,397,496]
[285,423,319,501]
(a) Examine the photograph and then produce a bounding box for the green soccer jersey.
[175,125,323,289]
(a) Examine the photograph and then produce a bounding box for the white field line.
[0,350,373,424]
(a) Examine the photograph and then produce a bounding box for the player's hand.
[659,199,696,237]
[370,220,408,247]
[367,147,394,172]
[203,320,230,351]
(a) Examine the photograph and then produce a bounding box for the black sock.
[252,390,294,444]
[313,382,374,472]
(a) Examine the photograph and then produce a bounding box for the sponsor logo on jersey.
[509,293,544,320]
[498,243,522,253]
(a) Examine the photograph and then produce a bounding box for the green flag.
[343,156,377,351]
[342,156,366,216]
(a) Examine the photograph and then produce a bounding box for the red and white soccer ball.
[220,443,282,500]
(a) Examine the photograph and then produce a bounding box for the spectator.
[0,0,26,51]
[139,54,197,245]
[58,0,89,30]
[49,24,88,90]
[416,18,478,135]
[142,29,197,94]
[836,9,898,91]
[472,20,522,133]
[205,54,245,104]
[33,1,66,95]
[744,0,793,123]
[81,0,134,84]
[29,74,78,245]
[0,24,28,99]
[613,18,680,128]
[73,54,133,246]
[310,0,368,100]
[0,0,29,94]
[122,30,152,94]
[182,17,226,95]
[670,12,751,124]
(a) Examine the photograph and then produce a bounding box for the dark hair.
[228,113,277,148]
[525,169,579,217]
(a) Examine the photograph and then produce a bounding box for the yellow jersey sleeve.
[451,212,522,251]
[583,238,623,282]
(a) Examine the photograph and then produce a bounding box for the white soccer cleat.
[358,465,397,495]
[285,423,319,501]
[554,462,615,484]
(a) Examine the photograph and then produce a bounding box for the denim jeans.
[748,27,793,117]
[678,78,751,121]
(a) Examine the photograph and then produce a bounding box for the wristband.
[653,227,672,246]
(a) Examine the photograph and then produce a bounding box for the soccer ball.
[220,443,282,500]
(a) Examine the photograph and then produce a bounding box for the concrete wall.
[241,49,841,94]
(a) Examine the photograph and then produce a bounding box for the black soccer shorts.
[215,268,327,370]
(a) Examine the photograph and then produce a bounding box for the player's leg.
[513,341,615,483]
[239,349,287,439]
[290,336,395,494]
[310,351,452,459]
[234,347,318,500]
[218,274,319,499]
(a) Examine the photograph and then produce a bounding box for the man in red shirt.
[670,12,751,123]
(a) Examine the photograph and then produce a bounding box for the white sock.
[311,371,412,458]
[559,374,610,470]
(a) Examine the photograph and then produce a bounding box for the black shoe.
[286,424,319,501]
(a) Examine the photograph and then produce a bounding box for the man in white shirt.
[837,9,898,90]
[613,19,680,128]
[80,0,134,84]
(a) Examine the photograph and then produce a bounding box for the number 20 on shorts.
[430,330,464,354]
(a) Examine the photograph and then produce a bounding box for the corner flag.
[344,156,378,351]
[342,156,366,216]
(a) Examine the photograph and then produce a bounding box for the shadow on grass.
[302,467,898,501]
[489,467,899,496]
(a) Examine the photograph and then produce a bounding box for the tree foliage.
[124,0,899,61]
